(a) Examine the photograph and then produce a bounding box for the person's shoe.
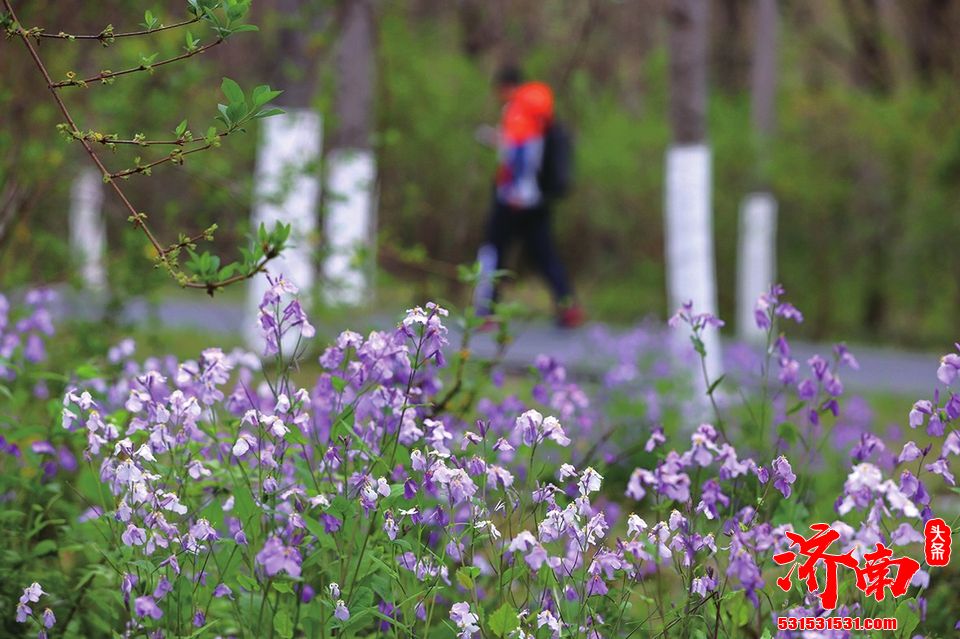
[557,304,586,329]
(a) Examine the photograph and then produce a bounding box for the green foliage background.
[2,0,960,347]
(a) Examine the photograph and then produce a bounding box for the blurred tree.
[246,0,325,345]
[838,0,892,93]
[664,0,721,380]
[323,0,377,305]
[711,0,750,94]
[900,0,959,83]
[457,0,501,59]
[736,0,779,340]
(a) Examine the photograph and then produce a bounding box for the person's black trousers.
[474,200,573,314]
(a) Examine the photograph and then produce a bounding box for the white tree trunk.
[736,0,780,340]
[245,108,322,351]
[736,191,777,341]
[665,143,722,383]
[322,148,376,306]
[69,167,107,290]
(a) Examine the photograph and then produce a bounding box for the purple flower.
[890,523,924,546]
[852,433,885,463]
[696,479,730,520]
[121,524,147,546]
[797,379,817,401]
[645,426,665,452]
[938,352,960,385]
[153,577,173,600]
[19,583,44,604]
[943,431,960,458]
[378,600,397,632]
[334,600,350,622]
[909,401,932,428]
[40,608,54,629]
[771,456,796,498]
[134,596,163,620]
[727,550,764,607]
[255,537,302,577]
[897,441,923,464]
[585,573,608,597]
[449,602,480,638]
[193,609,206,627]
[925,458,955,486]
[691,573,717,598]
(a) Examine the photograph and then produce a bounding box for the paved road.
[53,290,940,397]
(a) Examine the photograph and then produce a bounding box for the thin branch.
[36,16,200,40]
[89,136,188,147]
[109,143,216,179]
[81,129,228,147]
[51,38,224,88]
[2,0,273,292]
[3,0,165,257]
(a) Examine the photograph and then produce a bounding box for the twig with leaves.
[1,0,289,294]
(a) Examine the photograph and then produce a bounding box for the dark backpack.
[538,121,574,200]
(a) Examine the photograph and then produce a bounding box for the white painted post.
[245,108,322,351]
[736,191,777,341]
[665,144,723,384]
[69,167,107,290]
[322,148,376,306]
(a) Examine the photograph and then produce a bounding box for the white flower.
[578,467,603,496]
[450,602,480,638]
[558,463,577,481]
[627,514,648,536]
[232,435,251,458]
[537,610,561,635]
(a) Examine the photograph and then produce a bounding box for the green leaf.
[786,400,806,416]
[330,376,347,393]
[236,573,257,592]
[251,85,282,107]
[216,103,231,127]
[690,334,706,357]
[32,539,58,557]
[455,566,480,590]
[893,598,919,638]
[706,374,725,395]
[488,604,519,637]
[253,107,285,120]
[777,421,799,445]
[221,77,245,106]
[273,609,294,639]
[75,363,101,380]
[272,581,294,594]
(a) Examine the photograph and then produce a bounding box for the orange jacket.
[501,82,554,143]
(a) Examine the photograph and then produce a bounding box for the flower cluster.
[0,281,955,636]
[14,582,55,638]
[0,289,55,382]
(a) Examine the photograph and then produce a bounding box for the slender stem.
[110,142,215,179]
[37,16,200,40]
[51,38,224,88]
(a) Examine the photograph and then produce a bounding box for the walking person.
[473,65,585,329]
